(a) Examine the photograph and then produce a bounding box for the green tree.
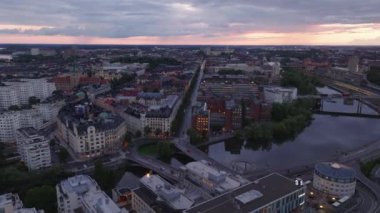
[144,126,151,136]
[187,128,205,145]
[93,160,115,192]
[28,96,40,105]
[24,185,56,213]
[135,130,142,138]
[156,142,173,161]
[58,147,69,162]
[8,105,20,111]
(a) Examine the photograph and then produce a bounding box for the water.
[201,87,380,171]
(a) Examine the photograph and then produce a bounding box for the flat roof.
[140,174,194,210]
[185,173,304,213]
[185,161,241,193]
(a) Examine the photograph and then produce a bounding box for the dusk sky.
[1,0,380,45]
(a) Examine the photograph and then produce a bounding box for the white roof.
[140,174,194,210]
[82,191,128,213]
[185,161,241,192]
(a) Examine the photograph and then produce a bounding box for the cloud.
[0,0,379,44]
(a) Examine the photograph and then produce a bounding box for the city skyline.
[1,0,380,45]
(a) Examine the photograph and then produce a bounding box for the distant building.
[57,101,126,159]
[348,55,360,73]
[0,193,44,213]
[313,162,356,197]
[263,86,297,104]
[182,160,244,195]
[184,173,305,213]
[191,102,210,136]
[0,78,56,109]
[30,48,40,56]
[56,175,128,213]
[16,127,51,171]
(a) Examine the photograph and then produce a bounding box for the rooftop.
[185,161,241,193]
[59,175,99,196]
[185,173,304,213]
[315,162,356,179]
[58,100,125,135]
[82,191,128,213]
[140,174,194,210]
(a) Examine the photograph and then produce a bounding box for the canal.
[199,87,380,171]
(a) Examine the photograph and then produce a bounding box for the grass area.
[360,157,380,177]
[138,143,158,156]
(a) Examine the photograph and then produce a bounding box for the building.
[0,102,62,143]
[122,95,180,136]
[112,172,141,210]
[263,86,298,104]
[57,101,126,159]
[56,175,127,213]
[182,160,243,195]
[191,102,210,136]
[136,174,194,211]
[81,191,128,213]
[313,162,356,197]
[185,173,305,213]
[348,55,360,73]
[16,127,51,171]
[0,193,44,213]
[0,78,56,109]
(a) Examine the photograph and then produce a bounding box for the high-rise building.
[16,127,51,171]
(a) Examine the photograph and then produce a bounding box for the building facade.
[0,193,44,213]
[57,102,126,159]
[0,78,56,109]
[313,162,356,197]
[56,175,127,213]
[263,86,298,104]
[16,127,51,171]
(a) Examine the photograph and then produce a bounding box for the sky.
[0,0,380,45]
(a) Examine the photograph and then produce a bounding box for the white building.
[16,127,51,171]
[57,103,126,159]
[182,160,242,194]
[81,191,128,213]
[122,95,181,135]
[56,175,127,213]
[0,102,62,143]
[313,162,356,198]
[0,193,44,213]
[263,86,298,104]
[138,174,194,211]
[0,78,56,109]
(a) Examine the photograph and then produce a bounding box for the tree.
[144,126,151,136]
[155,128,162,136]
[156,142,173,161]
[8,105,20,111]
[28,96,40,105]
[187,128,205,145]
[93,160,115,192]
[24,185,56,213]
[58,147,69,162]
[135,130,142,138]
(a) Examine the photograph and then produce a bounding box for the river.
[200,87,380,171]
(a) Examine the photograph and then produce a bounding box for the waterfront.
[200,87,380,171]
